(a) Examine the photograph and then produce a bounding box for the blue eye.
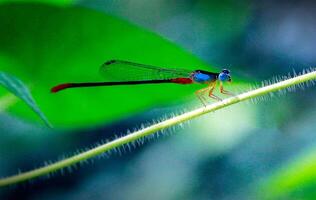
[219,72,231,82]
[222,69,230,74]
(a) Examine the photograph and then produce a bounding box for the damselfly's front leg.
[220,82,234,96]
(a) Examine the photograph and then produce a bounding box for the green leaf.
[259,147,316,200]
[0,71,52,127]
[0,3,245,129]
[0,0,76,6]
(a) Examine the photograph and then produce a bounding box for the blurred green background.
[1,0,316,199]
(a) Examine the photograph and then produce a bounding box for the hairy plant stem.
[0,70,315,187]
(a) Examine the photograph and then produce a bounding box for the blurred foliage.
[0,0,76,6]
[0,3,243,129]
[0,71,51,127]
[261,147,316,200]
[191,0,250,41]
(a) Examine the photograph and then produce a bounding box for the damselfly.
[51,60,233,105]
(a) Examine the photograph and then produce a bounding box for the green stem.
[1,70,315,187]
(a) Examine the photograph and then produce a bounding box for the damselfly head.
[219,69,232,82]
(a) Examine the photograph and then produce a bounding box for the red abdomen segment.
[51,78,194,93]
[170,78,193,84]
[51,83,74,93]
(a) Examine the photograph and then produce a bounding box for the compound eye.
[222,69,230,74]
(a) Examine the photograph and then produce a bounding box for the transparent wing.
[100,60,193,81]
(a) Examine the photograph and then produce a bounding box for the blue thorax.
[192,71,214,83]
